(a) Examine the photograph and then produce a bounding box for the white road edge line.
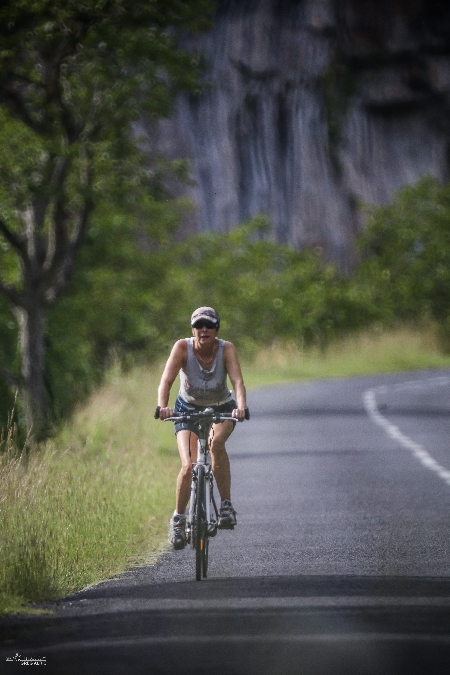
[363,378,450,487]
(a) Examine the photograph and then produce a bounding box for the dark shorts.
[173,395,237,435]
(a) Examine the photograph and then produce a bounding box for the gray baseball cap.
[190,306,220,327]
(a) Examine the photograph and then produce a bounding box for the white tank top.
[179,338,233,406]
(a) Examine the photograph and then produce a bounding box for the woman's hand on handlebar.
[156,406,173,420]
[232,407,247,422]
[155,405,249,421]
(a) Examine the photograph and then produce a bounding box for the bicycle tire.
[202,533,209,577]
[195,464,206,581]
[202,478,213,577]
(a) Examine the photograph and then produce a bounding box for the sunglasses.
[192,320,217,330]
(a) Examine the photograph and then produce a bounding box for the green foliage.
[36,214,375,425]
[44,195,188,421]
[0,0,213,436]
[356,177,450,347]
[3,172,450,432]
[153,216,373,354]
[0,0,211,225]
[40,178,450,427]
[0,0,211,126]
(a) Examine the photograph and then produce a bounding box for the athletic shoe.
[218,500,237,529]
[168,514,186,550]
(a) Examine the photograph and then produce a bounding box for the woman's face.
[192,322,218,346]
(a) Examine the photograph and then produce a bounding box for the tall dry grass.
[244,324,450,388]
[0,367,179,614]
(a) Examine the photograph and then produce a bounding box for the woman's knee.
[210,441,228,463]
[179,460,193,478]
[177,430,197,466]
[210,421,233,445]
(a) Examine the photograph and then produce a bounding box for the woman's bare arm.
[224,341,247,420]
[157,340,187,418]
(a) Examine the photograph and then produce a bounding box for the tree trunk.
[14,302,48,443]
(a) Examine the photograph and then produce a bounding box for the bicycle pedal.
[207,523,217,537]
[218,522,235,530]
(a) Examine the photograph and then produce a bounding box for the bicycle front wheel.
[194,464,206,581]
[202,535,209,578]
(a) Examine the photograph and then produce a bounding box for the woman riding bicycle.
[157,306,247,550]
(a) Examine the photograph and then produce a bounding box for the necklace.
[194,344,216,366]
[196,352,214,365]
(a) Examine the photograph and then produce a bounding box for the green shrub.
[166,216,370,352]
[356,177,450,348]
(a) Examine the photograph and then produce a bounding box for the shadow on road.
[61,573,450,601]
[2,575,450,675]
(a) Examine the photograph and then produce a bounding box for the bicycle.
[154,405,250,581]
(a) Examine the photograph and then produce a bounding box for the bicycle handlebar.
[154,405,250,422]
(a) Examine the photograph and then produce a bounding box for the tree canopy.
[0,0,212,439]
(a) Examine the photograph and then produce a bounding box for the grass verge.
[1,325,449,614]
[244,324,450,388]
[0,366,179,615]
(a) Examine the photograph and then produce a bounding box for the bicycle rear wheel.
[194,465,206,581]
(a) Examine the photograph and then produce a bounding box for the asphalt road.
[2,370,450,675]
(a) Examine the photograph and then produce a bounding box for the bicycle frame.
[186,415,217,545]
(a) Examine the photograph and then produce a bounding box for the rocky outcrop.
[145,0,450,268]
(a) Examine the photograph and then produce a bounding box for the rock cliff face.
[146,0,450,268]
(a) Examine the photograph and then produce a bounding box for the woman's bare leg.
[175,430,198,514]
[209,420,234,501]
